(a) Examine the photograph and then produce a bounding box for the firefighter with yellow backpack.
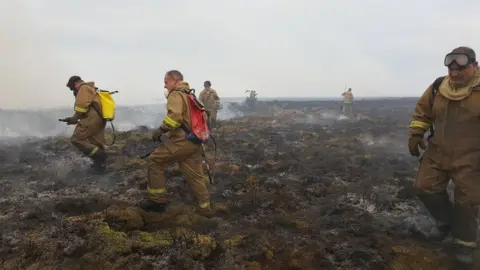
[59,75,117,173]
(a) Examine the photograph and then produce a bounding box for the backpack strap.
[167,90,191,135]
[167,88,193,99]
[76,83,104,120]
[427,76,446,140]
[431,76,446,101]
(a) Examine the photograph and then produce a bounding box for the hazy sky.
[1,0,479,109]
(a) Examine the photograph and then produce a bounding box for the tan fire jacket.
[71,82,102,121]
[409,72,480,163]
[199,88,220,111]
[342,91,354,103]
[161,82,207,152]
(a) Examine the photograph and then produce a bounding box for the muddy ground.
[0,98,468,269]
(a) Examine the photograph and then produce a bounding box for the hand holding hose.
[58,117,78,125]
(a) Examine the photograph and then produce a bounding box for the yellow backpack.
[95,89,118,146]
[96,89,117,121]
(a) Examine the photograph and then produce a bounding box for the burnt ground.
[0,98,469,269]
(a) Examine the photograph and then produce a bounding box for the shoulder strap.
[431,76,446,99]
[78,84,103,119]
[426,76,446,139]
[168,88,197,98]
[167,89,185,99]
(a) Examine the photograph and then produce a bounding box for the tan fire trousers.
[206,109,218,129]
[70,113,106,158]
[147,140,210,208]
[415,151,480,248]
[342,103,353,116]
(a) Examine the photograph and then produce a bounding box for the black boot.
[452,203,479,267]
[454,246,475,268]
[417,191,453,241]
[90,151,107,174]
[424,223,451,241]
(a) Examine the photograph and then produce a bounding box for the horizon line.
[1,96,421,111]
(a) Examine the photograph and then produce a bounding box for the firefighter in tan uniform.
[199,80,220,129]
[409,47,480,266]
[341,88,354,116]
[140,70,212,216]
[60,76,107,173]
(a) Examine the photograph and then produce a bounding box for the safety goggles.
[444,53,475,68]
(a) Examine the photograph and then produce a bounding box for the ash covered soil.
[0,99,463,269]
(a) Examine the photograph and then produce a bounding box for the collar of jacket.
[439,70,480,100]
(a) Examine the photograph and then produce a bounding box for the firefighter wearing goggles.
[408,46,480,267]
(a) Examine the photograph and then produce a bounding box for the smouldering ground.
[0,99,462,269]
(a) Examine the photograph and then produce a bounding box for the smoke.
[290,109,349,125]
[318,110,348,121]
[358,132,409,155]
[0,102,244,139]
[217,103,244,120]
[0,2,70,109]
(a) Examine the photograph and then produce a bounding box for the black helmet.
[204,80,211,87]
[66,75,82,90]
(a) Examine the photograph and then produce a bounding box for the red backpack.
[174,89,210,144]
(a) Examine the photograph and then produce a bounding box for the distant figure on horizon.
[245,90,258,109]
[341,88,354,116]
[199,80,221,130]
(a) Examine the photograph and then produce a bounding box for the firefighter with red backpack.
[139,70,213,217]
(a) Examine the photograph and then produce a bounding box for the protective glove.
[408,134,426,157]
[214,100,221,110]
[152,128,164,142]
[58,117,78,125]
